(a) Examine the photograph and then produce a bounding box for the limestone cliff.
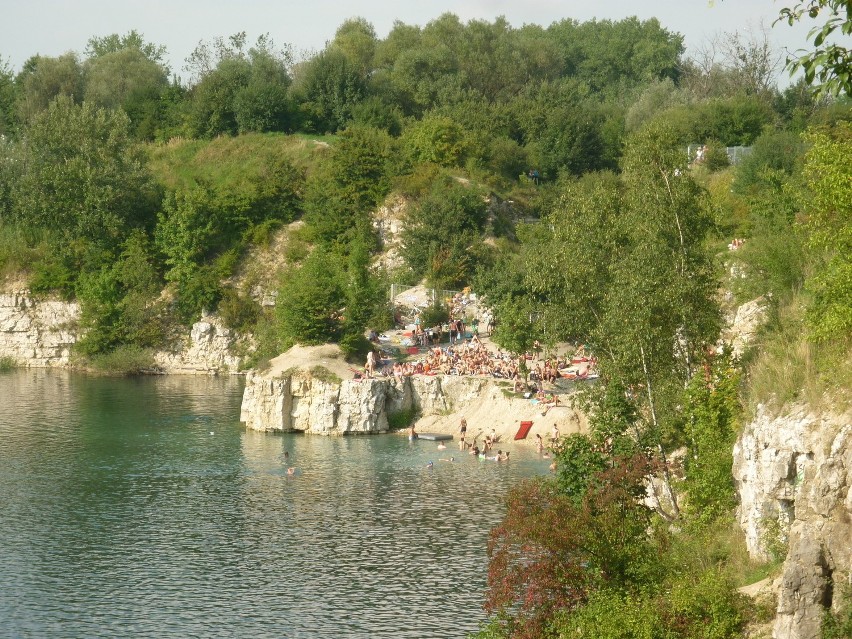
[0,290,244,374]
[240,345,586,439]
[734,403,852,639]
[153,314,245,374]
[0,290,80,367]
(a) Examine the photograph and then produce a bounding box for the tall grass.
[744,293,852,416]
[146,132,330,191]
[0,222,53,282]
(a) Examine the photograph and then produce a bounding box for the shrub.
[387,407,418,430]
[309,365,341,384]
[218,288,260,333]
[86,345,155,375]
[0,355,17,372]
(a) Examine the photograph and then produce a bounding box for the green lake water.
[0,370,550,638]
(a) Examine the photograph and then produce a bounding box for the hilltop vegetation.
[0,9,850,637]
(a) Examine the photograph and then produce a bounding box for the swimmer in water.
[440,457,455,462]
[286,467,296,475]
[437,442,447,450]
[426,461,434,469]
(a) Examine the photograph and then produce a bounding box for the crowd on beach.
[367,330,597,390]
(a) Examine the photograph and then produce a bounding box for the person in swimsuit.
[459,417,467,440]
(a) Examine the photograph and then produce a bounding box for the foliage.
[485,456,658,639]
[275,247,346,346]
[0,57,17,135]
[734,129,806,193]
[185,33,294,137]
[15,53,84,123]
[85,345,155,375]
[8,96,158,252]
[419,302,449,328]
[400,113,467,167]
[217,288,260,333]
[0,355,16,372]
[822,584,852,639]
[75,230,166,355]
[776,0,852,97]
[681,356,741,525]
[385,407,417,430]
[401,176,489,288]
[309,365,341,384]
[86,30,168,66]
[798,122,852,342]
[302,125,396,245]
[294,48,366,133]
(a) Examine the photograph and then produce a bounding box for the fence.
[687,144,753,166]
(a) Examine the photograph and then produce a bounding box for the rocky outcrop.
[0,289,245,374]
[733,403,852,639]
[241,363,585,439]
[722,296,769,358]
[153,315,244,375]
[0,290,80,366]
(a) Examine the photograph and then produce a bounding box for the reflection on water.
[0,370,549,638]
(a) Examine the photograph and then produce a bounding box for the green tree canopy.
[8,95,158,248]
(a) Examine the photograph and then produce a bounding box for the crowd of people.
[371,334,596,392]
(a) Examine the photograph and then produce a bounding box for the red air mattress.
[514,420,533,440]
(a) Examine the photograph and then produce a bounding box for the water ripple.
[0,370,549,638]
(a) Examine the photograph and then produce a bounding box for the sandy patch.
[267,344,356,381]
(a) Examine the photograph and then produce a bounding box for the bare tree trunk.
[640,344,681,520]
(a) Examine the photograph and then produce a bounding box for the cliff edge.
[240,344,587,441]
[734,402,852,639]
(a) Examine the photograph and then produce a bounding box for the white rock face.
[153,315,243,375]
[0,291,80,366]
[722,296,769,358]
[733,403,852,639]
[0,290,243,374]
[240,367,585,439]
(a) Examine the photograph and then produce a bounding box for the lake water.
[0,370,549,638]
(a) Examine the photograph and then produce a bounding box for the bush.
[217,288,260,333]
[309,365,341,384]
[387,407,418,430]
[0,355,17,372]
[86,345,155,375]
[339,332,372,359]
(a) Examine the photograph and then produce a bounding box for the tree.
[400,113,467,167]
[9,96,157,249]
[302,124,396,245]
[276,247,346,345]
[86,30,168,67]
[293,48,366,133]
[400,177,489,288]
[83,47,169,135]
[0,57,16,135]
[798,122,852,341]
[485,456,658,639]
[776,0,852,96]
[15,53,83,123]
[331,17,378,77]
[185,33,293,137]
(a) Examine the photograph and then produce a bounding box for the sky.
[1,0,816,83]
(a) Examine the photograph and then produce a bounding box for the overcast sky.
[1,0,814,83]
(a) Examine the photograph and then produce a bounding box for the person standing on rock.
[459,417,468,441]
[365,350,376,378]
